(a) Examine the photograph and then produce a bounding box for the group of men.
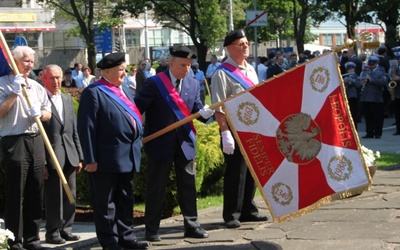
[0,47,82,250]
[0,28,267,250]
[338,45,400,139]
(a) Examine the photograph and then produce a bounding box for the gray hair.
[42,64,63,78]
[12,46,35,60]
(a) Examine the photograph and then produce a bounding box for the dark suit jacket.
[77,84,142,173]
[135,68,147,93]
[267,64,284,79]
[42,93,83,169]
[134,71,203,161]
[349,55,363,76]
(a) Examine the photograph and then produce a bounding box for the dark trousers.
[393,98,400,133]
[348,97,359,130]
[44,161,77,239]
[145,146,199,235]
[362,102,384,137]
[221,136,259,222]
[200,89,205,105]
[1,135,45,249]
[89,171,137,248]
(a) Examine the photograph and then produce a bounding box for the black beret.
[223,29,246,47]
[169,46,197,59]
[97,52,126,69]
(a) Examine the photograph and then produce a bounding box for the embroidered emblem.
[236,101,259,126]
[272,182,293,206]
[327,154,353,181]
[276,113,322,164]
[310,66,330,93]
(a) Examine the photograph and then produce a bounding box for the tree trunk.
[194,42,208,72]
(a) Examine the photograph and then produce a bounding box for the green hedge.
[133,119,225,216]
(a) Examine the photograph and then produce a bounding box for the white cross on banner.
[223,52,372,222]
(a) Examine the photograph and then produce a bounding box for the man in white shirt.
[205,55,221,79]
[71,63,83,88]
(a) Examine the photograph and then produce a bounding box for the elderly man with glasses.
[211,29,268,229]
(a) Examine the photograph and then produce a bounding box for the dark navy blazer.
[77,83,142,173]
[134,71,204,162]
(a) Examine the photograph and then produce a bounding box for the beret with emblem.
[97,52,126,69]
[169,45,197,59]
[223,29,246,47]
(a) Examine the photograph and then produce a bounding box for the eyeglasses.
[141,64,146,66]
[233,41,249,48]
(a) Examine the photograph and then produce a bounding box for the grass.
[376,152,400,168]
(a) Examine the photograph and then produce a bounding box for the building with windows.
[309,20,385,52]
[0,0,193,69]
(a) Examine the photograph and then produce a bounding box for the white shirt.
[0,74,51,136]
[47,90,64,124]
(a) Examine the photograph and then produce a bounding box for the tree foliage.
[359,0,400,56]
[38,0,124,70]
[318,0,364,41]
[114,0,226,68]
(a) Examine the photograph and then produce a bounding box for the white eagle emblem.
[276,113,322,163]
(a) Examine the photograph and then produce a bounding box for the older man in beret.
[77,52,149,250]
[134,45,214,242]
[360,55,387,139]
[211,29,268,229]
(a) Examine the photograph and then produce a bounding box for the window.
[125,29,140,47]
[322,34,332,46]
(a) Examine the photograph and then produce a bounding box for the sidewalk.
[40,117,400,250]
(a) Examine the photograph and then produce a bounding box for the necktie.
[175,79,181,93]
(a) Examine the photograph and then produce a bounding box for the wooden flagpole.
[204,78,211,96]
[142,101,224,144]
[0,31,75,204]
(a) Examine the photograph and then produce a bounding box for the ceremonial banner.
[223,52,371,222]
[0,41,12,77]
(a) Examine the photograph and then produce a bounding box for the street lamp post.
[275,16,284,51]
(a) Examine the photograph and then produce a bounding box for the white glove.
[221,130,235,155]
[13,74,25,95]
[29,104,42,118]
[198,105,215,119]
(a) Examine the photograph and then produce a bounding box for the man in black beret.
[134,45,214,242]
[77,52,150,250]
[211,29,268,229]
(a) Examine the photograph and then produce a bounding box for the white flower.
[0,219,15,249]
[361,145,380,166]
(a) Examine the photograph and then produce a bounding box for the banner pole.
[0,31,75,204]
[204,78,211,96]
